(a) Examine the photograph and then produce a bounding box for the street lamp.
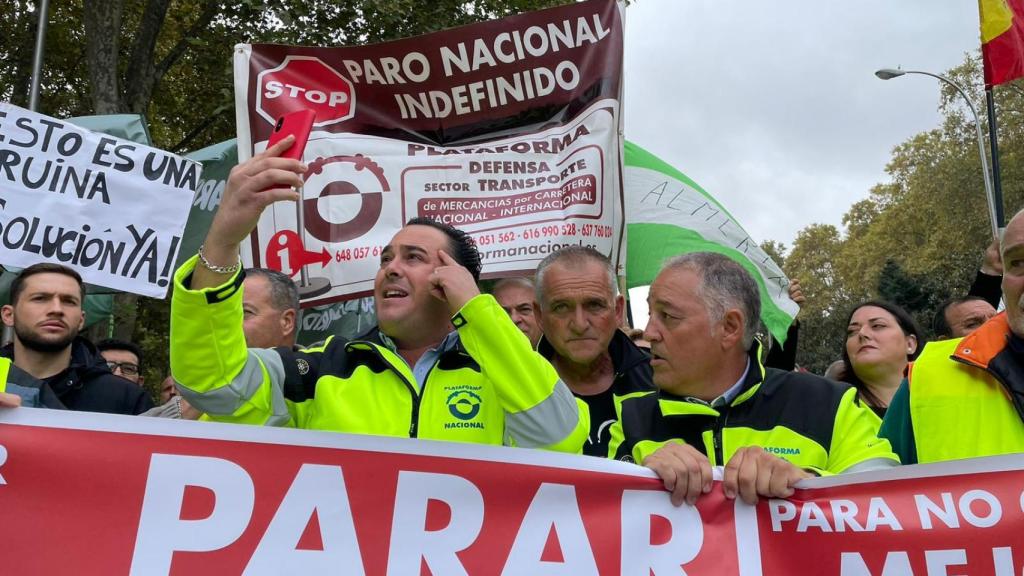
[875,68,999,239]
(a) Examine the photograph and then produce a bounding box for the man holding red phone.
[168,137,587,453]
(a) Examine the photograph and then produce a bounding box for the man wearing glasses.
[97,339,145,385]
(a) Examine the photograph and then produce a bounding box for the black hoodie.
[539,329,654,457]
[1,338,153,415]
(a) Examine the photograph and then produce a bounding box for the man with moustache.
[534,246,653,457]
[0,264,152,414]
[168,137,585,452]
[882,210,1024,463]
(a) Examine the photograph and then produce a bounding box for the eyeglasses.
[106,361,140,376]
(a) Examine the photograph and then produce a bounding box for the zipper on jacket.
[712,407,730,466]
[361,344,422,438]
[414,363,440,438]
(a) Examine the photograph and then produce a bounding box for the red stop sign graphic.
[256,56,356,128]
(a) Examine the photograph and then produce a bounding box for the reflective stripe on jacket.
[608,346,899,475]
[908,314,1024,463]
[0,357,8,394]
[170,256,587,452]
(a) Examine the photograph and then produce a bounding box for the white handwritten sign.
[0,103,199,297]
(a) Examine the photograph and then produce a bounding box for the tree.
[760,240,787,266]
[0,0,574,388]
[772,54,1024,373]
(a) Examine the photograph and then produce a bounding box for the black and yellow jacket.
[608,346,899,475]
[538,329,654,457]
[170,256,587,452]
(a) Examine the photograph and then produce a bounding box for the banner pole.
[986,89,1006,230]
[28,0,50,112]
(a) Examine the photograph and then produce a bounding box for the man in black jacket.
[1,263,153,415]
[535,246,654,457]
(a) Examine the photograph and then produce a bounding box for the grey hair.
[492,276,535,295]
[534,246,617,304]
[661,252,761,350]
[246,268,301,316]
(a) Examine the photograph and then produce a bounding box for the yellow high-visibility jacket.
[170,256,587,452]
[881,313,1024,464]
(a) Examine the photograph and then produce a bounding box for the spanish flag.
[981,0,1024,86]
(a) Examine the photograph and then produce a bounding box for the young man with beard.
[0,264,153,415]
[168,137,585,452]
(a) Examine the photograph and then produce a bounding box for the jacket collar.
[953,312,1011,369]
[356,326,467,357]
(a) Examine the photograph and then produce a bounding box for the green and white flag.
[624,141,797,343]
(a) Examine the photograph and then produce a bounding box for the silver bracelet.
[198,244,241,275]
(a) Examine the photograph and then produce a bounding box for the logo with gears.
[296,358,310,375]
[447,390,482,421]
[302,154,389,243]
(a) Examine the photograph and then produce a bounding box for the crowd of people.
[2,134,1023,507]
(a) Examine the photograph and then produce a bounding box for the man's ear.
[78,309,86,331]
[1,304,14,328]
[720,309,745,349]
[533,300,544,322]
[281,308,296,337]
[615,294,626,326]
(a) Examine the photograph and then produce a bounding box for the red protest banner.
[0,409,737,575]
[232,0,625,306]
[2,408,1023,575]
[752,460,1024,576]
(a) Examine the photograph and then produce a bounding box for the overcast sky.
[622,0,981,248]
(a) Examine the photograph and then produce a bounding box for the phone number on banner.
[335,247,382,262]
[475,224,613,246]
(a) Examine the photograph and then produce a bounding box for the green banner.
[296,297,378,347]
[179,139,237,269]
[624,141,797,343]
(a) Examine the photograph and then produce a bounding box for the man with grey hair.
[534,246,654,457]
[492,277,543,347]
[243,268,301,349]
[609,252,899,506]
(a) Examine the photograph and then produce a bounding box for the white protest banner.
[233,0,624,305]
[0,103,198,297]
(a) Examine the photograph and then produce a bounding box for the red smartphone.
[267,109,316,160]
